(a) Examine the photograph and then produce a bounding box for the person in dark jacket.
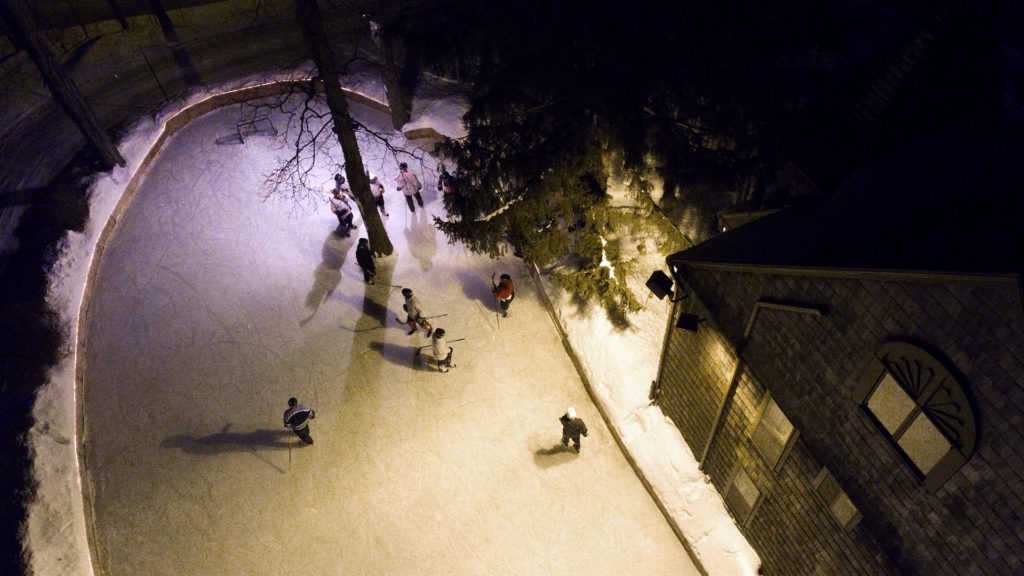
[491,273,515,317]
[284,398,316,445]
[355,238,376,284]
[560,406,588,453]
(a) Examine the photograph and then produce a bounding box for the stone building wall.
[659,290,899,575]
[660,264,1024,575]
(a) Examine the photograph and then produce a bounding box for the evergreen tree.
[413,0,847,313]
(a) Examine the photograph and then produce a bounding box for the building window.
[750,394,797,471]
[813,467,861,531]
[854,341,977,491]
[865,372,953,475]
[724,467,761,526]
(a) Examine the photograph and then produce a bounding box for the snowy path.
[78,104,699,575]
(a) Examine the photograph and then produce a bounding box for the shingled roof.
[669,134,1024,277]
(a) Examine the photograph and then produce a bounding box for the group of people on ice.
[289,160,589,452]
[328,161,425,235]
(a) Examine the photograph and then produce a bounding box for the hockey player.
[329,175,356,237]
[394,162,424,213]
[283,398,316,445]
[559,406,589,453]
[368,172,389,217]
[400,287,432,336]
[431,328,455,372]
[492,273,516,317]
[355,238,376,284]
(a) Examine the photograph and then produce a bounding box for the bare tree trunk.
[147,0,201,87]
[296,0,393,256]
[367,5,412,129]
[106,0,129,30]
[379,32,411,129]
[0,0,125,168]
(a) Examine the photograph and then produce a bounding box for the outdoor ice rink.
[78,102,700,575]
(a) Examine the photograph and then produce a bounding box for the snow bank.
[538,250,761,575]
[26,66,330,576]
[534,165,761,575]
[28,67,756,576]
[404,92,470,141]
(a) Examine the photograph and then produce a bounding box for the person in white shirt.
[394,162,424,213]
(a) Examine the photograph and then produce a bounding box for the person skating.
[437,167,454,196]
[560,406,588,453]
[355,238,376,284]
[284,398,316,445]
[394,162,424,213]
[368,172,389,217]
[400,287,432,336]
[492,273,516,317]
[329,175,357,237]
[431,328,455,372]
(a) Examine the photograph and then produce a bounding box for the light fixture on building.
[646,270,675,300]
[675,313,702,333]
[647,270,701,331]
[647,270,690,302]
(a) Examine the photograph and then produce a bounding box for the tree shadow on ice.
[300,230,351,327]
[341,257,395,333]
[532,444,579,469]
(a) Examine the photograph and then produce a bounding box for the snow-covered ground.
[28,71,757,575]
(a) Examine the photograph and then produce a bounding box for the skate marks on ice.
[367,341,436,371]
[532,443,580,469]
[403,208,438,271]
[453,270,501,330]
[456,269,498,307]
[340,260,396,334]
[160,424,293,474]
[300,231,352,327]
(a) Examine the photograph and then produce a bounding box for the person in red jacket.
[491,273,515,317]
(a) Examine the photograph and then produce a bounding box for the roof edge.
[665,258,1021,286]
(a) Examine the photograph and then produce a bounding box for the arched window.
[854,341,977,491]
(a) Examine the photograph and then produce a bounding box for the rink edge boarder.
[526,264,709,576]
[73,78,392,576]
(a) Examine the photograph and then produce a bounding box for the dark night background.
[1,1,1022,574]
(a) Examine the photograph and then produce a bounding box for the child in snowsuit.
[401,287,432,336]
[560,406,588,453]
[355,238,376,284]
[394,162,424,213]
[369,172,389,217]
[284,397,316,445]
[431,328,455,372]
[492,273,515,317]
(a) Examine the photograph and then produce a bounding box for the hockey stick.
[491,273,500,331]
[395,313,448,324]
[414,338,466,356]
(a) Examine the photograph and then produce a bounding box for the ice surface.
[29,72,757,576]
